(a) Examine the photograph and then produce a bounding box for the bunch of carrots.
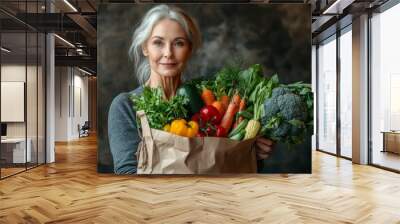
[198,86,250,140]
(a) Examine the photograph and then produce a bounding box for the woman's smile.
[159,62,178,68]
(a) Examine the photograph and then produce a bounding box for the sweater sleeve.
[108,92,140,174]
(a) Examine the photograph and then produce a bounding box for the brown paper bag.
[136,110,257,174]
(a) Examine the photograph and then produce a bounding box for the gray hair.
[128,5,202,85]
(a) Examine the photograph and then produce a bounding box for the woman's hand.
[255,137,274,160]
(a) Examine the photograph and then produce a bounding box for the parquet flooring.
[1,167,26,178]
[0,135,400,223]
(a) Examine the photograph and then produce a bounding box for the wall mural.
[98,3,312,174]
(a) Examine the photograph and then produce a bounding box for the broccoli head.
[262,87,308,144]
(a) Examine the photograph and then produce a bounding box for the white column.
[352,14,369,164]
[45,1,55,163]
[46,33,55,163]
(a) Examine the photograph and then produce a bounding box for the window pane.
[1,30,28,177]
[318,36,337,154]
[371,3,400,171]
[27,31,38,169]
[340,28,352,158]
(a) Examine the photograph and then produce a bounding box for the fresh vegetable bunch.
[177,81,236,137]
[130,87,188,130]
[191,105,226,137]
[187,64,313,144]
[130,63,313,145]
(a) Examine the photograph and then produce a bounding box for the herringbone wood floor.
[1,135,400,224]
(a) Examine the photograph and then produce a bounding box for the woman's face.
[142,19,192,78]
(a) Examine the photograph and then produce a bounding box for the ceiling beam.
[67,13,97,39]
[322,0,356,14]
[55,55,96,71]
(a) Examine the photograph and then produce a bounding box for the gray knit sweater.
[108,86,144,174]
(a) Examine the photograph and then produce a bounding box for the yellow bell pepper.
[163,124,171,132]
[169,119,199,137]
[186,121,199,137]
[170,119,188,136]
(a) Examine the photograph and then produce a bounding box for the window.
[0,1,47,179]
[317,35,337,154]
[339,27,352,158]
[370,2,400,171]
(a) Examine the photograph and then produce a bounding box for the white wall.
[72,72,89,138]
[1,65,41,137]
[55,67,89,141]
[55,67,69,141]
[1,66,26,137]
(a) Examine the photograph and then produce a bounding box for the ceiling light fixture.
[54,34,75,48]
[76,48,86,56]
[78,67,93,76]
[63,0,78,12]
[1,47,11,53]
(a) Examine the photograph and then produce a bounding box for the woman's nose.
[163,44,173,58]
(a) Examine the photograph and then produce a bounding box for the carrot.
[220,95,230,111]
[201,87,215,106]
[233,98,246,128]
[212,101,225,115]
[220,94,241,132]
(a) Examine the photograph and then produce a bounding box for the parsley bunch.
[130,87,189,130]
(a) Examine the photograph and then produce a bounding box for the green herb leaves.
[130,87,188,130]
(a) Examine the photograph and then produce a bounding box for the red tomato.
[199,105,222,125]
[191,113,201,123]
[205,126,215,136]
[215,125,227,137]
[196,132,205,137]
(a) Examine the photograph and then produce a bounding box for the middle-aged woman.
[108,4,274,174]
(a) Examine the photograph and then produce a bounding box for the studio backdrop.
[97,3,312,174]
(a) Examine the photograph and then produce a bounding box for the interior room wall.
[88,77,97,132]
[1,64,41,139]
[72,71,89,138]
[55,66,69,141]
[54,66,89,141]
[1,64,44,164]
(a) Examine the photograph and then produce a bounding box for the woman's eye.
[174,41,185,47]
[153,41,163,46]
